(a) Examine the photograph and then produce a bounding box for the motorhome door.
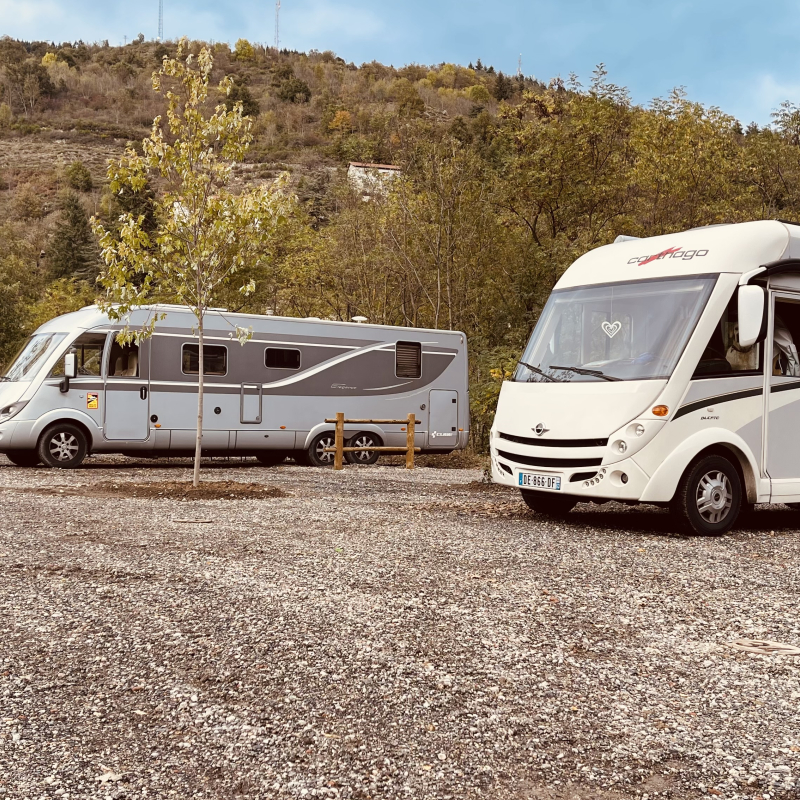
[429,389,459,447]
[765,293,800,499]
[104,335,150,441]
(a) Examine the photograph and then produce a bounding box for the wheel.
[520,490,577,517]
[305,432,337,468]
[38,424,88,469]
[670,455,741,535]
[345,432,382,465]
[256,451,287,467]
[4,451,41,467]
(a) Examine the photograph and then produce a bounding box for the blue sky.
[2,0,800,125]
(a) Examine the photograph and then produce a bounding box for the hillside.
[3,36,800,444]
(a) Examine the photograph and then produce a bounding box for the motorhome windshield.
[514,276,716,383]
[2,333,66,382]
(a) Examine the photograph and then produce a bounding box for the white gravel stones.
[0,454,798,799]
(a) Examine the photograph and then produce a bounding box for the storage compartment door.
[240,383,262,424]
[429,389,458,448]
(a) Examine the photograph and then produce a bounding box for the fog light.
[617,440,627,453]
[635,424,645,437]
[621,473,629,484]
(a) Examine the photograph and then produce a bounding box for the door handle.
[140,386,148,400]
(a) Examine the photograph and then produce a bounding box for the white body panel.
[491,220,800,507]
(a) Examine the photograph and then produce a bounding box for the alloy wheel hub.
[696,471,732,524]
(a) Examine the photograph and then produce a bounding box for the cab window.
[693,292,761,378]
[50,333,106,377]
[773,298,800,377]
[108,341,140,377]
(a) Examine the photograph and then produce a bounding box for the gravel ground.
[0,454,799,800]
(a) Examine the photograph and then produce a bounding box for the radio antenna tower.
[517,54,522,77]
[158,0,163,40]
[275,0,281,50]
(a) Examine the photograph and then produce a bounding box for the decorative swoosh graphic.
[640,246,681,266]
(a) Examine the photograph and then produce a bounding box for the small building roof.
[348,162,402,171]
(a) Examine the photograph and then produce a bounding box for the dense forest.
[3,35,800,446]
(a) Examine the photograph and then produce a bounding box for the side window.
[396,341,422,379]
[265,347,301,370]
[108,341,140,377]
[693,292,760,378]
[181,344,227,376]
[773,299,800,377]
[50,333,106,377]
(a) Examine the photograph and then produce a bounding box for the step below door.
[429,389,458,448]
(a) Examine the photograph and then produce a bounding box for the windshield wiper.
[518,361,560,383]
[550,365,622,382]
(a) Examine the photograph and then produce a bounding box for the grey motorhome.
[0,305,469,468]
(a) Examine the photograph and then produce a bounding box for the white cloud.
[742,74,800,125]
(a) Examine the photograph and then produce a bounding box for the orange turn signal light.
[652,405,669,417]
[280,425,286,429]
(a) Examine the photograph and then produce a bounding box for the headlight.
[0,401,28,423]
[616,440,628,454]
[635,424,645,437]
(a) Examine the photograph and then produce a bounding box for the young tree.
[92,39,294,487]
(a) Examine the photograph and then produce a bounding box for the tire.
[256,451,287,467]
[520,490,577,517]
[305,432,337,468]
[5,451,41,467]
[38,424,88,469]
[670,455,741,536]
[345,432,382,465]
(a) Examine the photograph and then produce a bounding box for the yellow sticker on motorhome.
[87,393,99,410]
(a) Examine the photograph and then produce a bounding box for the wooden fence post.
[406,413,416,470]
[335,412,345,471]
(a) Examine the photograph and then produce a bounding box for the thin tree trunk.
[193,312,204,488]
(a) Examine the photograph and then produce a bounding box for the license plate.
[518,471,561,491]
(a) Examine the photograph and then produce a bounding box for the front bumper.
[0,420,20,450]
[491,445,650,502]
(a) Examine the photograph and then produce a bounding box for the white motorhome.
[0,305,468,469]
[491,220,800,534]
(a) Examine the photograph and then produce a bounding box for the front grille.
[498,432,608,448]
[496,449,603,469]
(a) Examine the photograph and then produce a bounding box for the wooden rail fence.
[323,412,421,470]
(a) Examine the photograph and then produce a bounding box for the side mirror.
[738,285,765,349]
[60,352,77,393]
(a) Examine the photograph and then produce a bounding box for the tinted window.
[693,290,762,378]
[396,341,422,379]
[108,341,140,377]
[51,333,106,377]
[182,344,227,376]
[265,347,301,370]
[773,298,800,377]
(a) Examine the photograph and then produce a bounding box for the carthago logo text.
[628,246,709,265]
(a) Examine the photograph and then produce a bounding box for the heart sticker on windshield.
[602,321,622,339]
